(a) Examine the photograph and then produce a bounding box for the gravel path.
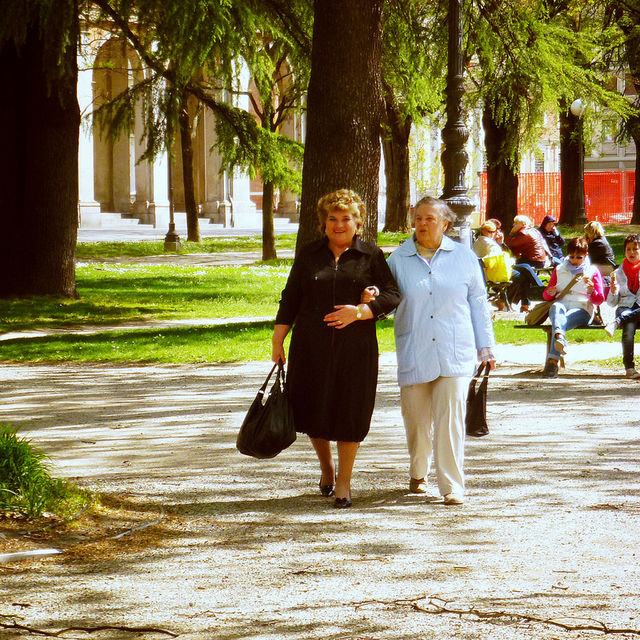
[1,354,639,639]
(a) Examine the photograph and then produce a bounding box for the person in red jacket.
[505,215,551,311]
[505,215,550,268]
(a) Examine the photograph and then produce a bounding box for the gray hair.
[412,196,456,227]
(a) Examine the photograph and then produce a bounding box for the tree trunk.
[262,181,277,260]
[382,95,411,233]
[559,108,586,226]
[482,105,518,231]
[0,6,79,297]
[179,91,201,243]
[297,0,384,253]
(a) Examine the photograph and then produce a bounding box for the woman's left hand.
[482,359,497,371]
[324,304,368,329]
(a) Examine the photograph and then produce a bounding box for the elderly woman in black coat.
[271,189,401,508]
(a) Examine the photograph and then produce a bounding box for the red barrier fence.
[478,171,636,225]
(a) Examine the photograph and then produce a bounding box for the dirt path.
[1,355,639,639]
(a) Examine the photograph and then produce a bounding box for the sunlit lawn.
[0,263,290,333]
[74,232,410,260]
[0,315,621,364]
[0,227,631,364]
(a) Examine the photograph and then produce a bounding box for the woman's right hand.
[272,343,286,364]
[546,285,557,297]
[271,324,290,364]
[361,285,379,304]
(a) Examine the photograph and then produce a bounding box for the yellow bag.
[482,251,514,283]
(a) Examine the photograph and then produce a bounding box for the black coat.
[275,237,401,442]
[538,226,565,261]
[588,237,616,268]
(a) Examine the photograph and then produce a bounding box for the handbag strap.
[555,273,582,301]
[474,361,491,380]
[258,363,279,397]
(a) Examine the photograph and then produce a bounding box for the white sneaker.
[625,368,640,379]
[443,493,464,505]
[605,320,619,337]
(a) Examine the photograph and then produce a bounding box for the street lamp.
[164,157,181,251]
[569,98,588,225]
[570,99,586,118]
[440,0,474,246]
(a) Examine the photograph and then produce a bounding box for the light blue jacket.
[387,235,495,387]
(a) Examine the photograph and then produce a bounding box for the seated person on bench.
[541,237,605,378]
[505,215,552,311]
[473,221,544,311]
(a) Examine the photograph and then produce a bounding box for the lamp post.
[164,156,181,251]
[569,99,588,226]
[440,0,474,246]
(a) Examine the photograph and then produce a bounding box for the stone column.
[131,69,154,224]
[229,68,258,228]
[151,150,170,229]
[77,31,101,228]
[200,104,231,225]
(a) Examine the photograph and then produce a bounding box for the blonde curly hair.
[584,221,605,242]
[317,189,366,235]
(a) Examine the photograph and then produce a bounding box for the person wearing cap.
[486,218,504,245]
[538,215,565,265]
[473,221,502,259]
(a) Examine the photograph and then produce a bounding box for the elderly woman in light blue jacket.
[387,197,495,505]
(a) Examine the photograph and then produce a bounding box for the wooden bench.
[513,304,610,364]
[514,322,606,361]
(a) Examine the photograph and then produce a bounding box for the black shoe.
[319,479,335,497]
[333,496,352,509]
[542,361,558,378]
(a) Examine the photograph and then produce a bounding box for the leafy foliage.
[468,0,633,168]
[88,0,310,185]
[0,426,86,519]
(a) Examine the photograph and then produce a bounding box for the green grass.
[0,320,396,364]
[0,264,291,333]
[74,232,408,260]
[492,320,618,346]
[1,226,633,364]
[75,234,299,259]
[0,318,621,364]
[0,425,91,519]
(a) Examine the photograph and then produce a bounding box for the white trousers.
[400,376,470,496]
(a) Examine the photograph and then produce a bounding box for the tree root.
[0,618,178,637]
[352,594,640,636]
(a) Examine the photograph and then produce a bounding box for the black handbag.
[236,362,296,458]
[465,362,490,438]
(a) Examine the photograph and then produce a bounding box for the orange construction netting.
[478,171,636,225]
